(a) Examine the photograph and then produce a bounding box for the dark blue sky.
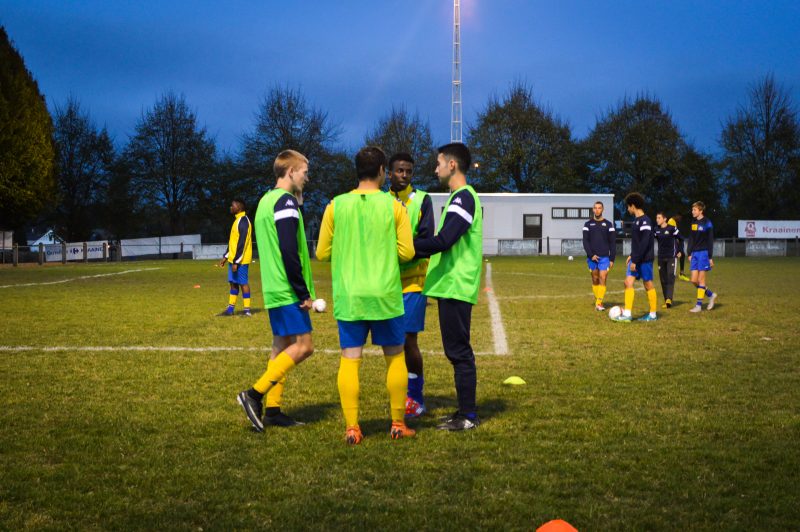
[2,0,799,155]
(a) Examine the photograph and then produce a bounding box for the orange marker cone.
[536,519,578,532]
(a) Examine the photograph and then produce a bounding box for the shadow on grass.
[285,402,338,425]
[356,396,509,435]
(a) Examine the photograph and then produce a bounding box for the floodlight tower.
[451,0,462,143]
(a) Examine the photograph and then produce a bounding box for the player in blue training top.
[582,201,616,311]
[613,192,658,322]
[654,211,684,308]
[687,200,718,312]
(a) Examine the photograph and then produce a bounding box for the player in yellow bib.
[316,146,416,445]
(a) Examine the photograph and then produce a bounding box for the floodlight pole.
[451,0,462,143]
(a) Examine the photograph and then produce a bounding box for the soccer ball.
[608,305,622,320]
[567,255,574,261]
[312,299,327,312]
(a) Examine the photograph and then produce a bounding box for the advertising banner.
[45,241,107,262]
[738,220,800,239]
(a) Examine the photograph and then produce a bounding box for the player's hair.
[355,146,387,180]
[692,201,706,213]
[273,149,308,179]
[594,201,604,207]
[438,142,471,173]
[232,198,246,210]
[656,210,667,218]
[388,152,414,171]
[624,192,645,210]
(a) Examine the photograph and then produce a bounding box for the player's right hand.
[299,299,313,310]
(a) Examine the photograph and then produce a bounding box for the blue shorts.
[337,316,405,349]
[267,302,312,337]
[587,256,611,271]
[403,292,427,334]
[690,250,712,271]
[228,263,249,285]
[626,261,654,281]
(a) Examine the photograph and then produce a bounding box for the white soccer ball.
[608,305,622,320]
[312,298,327,313]
[568,255,574,261]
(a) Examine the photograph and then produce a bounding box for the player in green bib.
[414,143,483,431]
[387,152,435,419]
[316,146,417,445]
[237,150,317,432]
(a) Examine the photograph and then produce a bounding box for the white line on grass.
[498,287,645,301]
[484,263,509,355]
[0,268,162,289]
[0,345,501,356]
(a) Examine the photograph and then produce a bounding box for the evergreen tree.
[0,26,56,239]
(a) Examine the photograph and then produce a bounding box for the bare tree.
[52,97,114,240]
[124,92,215,234]
[721,74,800,219]
[365,105,437,188]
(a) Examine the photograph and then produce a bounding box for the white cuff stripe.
[609,228,616,232]
[583,227,589,231]
[447,204,473,224]
[274,209,299,221]
[640,225,651,231]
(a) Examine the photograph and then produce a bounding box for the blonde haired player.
[237,149,317,431]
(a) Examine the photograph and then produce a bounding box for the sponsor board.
[738,220,800,239]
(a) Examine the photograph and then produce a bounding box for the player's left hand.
[231,264,238,273]
[299,299,313,310]
[609,261,614,269]
[630,262,637,272]
[709,259,714,268]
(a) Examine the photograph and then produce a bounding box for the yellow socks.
[253,352,295,394]
[265,357,286,409]
[243,290,251,312]
[228,290,238,307]
[384,353,408,423]
[597,285,606,305]
[592,285,599,301]
[647,288,657,313]
[337,357,362,427]
[624,287,635,311]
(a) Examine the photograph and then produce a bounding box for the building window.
[552,207,592,219]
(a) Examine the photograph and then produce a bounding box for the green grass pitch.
[1,257,798,530]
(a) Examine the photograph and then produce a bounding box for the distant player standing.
[669,214,690,281]
[582,201,616,311]
[219,199,252,316]
[687,201,718,312]
[387,152,435,419]
[414,143,483,431]
[654,211,684,308]
[237,150,316,431]
[316,146,416,445]
[613,192,658,322]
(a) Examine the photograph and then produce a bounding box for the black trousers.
[437,298,476,415]
[658,257,676,301]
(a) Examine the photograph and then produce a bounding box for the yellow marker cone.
[503,376,526,385]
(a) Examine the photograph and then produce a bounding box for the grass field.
[1,257,799,530]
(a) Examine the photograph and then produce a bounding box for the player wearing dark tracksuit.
[654,212,684,307]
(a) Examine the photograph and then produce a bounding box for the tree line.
[2,26,798,243]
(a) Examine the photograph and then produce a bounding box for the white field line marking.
[484,263,509,355]
[499,287,645,301]
[0,346,501,356]
[0,268,162,289]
